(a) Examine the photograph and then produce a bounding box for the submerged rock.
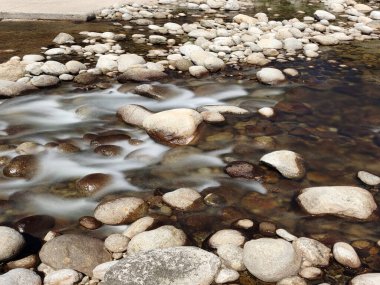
[297,186,377,219]
[104,246,221,285]
[75,173,112,196]
[260,150,305,179]
[39,234,111,277]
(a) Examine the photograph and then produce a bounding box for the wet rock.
[274,101,312,115]
[134,84,173,100]
[297,186,377,219]
[93,260,118,281]
[90,133,130,146]
[41,61,68,76]
[142,108,203,145]
[276,229,297,242]
[44,269,82,285]
[357,171,380,186]
[15,215,55,238]
[117,54,146,73]
[277,276,307,285]
[73,72,98,85]
[162,188,201,210]
[215,268,239,283]
[314,10,336,21]
[299,267,322,280]
[257,68,286,85]
[260,150,305,179]
[39,234,111,276]
[75,173,112,196]
[94,197,148,225]
[53,32,74,44]
[127,225,186,255]
[117,104,153,128]
[243,238,301,282]
[105,234,130,253]
[333,242,361,268]
[217,244,245,271]
[258,107,274,117]
[117,68,167,83]
[351,273,380,285]
[56,142,79,153]
[30,75,60,87]
[0,226,25,262]
[0,268,41,285]
[209,229,245,248]
[3,154,38,179]
[224,161,265,180]
[5,254,39,270]
[104,246,221,285]
[293,237,331,267]
[79,216,102,230]
[123,216,155,239]
[0,80,35,97]
[259,221,276,236]
[65,61,86,75]
[94,145,123,157]
[0,59,26,81]
[198,105,248,114]
[16,142,44,155]
[200,111,225,123]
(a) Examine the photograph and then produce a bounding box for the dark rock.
[224,161,265,180]
[75,173,112,196]
[274,101,312,115]
[79,216,103,230]
[3,155,38,179]
[94,145,123,157]
[39,234,111,276]
[56,143,80,153]
[259,222,276,237]
[73,72,98,85]
[14,215,55,238]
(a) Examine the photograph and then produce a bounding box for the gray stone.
[357,171,380,186]
[104,246,221,285]
[117,68,167,83]
[117,54,146,72]
[39,234,112,276]
[0,268,41,285]
[0,59,26,81]
[0,226,25,262]
[293,237,331,267]
[65,60,86,74]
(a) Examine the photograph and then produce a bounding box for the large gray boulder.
[104,246,221,285]
[39,234,112,276]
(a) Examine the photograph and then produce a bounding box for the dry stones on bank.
[298,186,377,219]
[39,234,111,276]
[0,226,25,262]
[243,238,302,282]
[94,197,148,225]
[53,32,74,44]
[30,75,60,87]
[142,108,203,145]
[127,225,186,254]
[333,242,361,268]
[104,246,221,285]
[162,188,201,210]
[256,68,286,85]
[260,150,305,179]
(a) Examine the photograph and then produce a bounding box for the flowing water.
[0,1,380,284]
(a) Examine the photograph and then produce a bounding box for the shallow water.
[0,1,380,284]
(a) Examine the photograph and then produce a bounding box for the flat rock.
[297,186,377,219]
[260,150,305,179]
[127,225,186,255]
[39,234,112,276]
[44,269,82,285]
[162,188,201,210]
[243,238,301,282]
[104,246,221,285]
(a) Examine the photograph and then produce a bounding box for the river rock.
[256,68,286,85]
[75,173,112,196]
[257,38,283,49]
[0,268,41,285]
[127,225,186,255]
[225,0,240,11]
[297,186,377,219]
[117,54,146,72]
[22,54,45,63]
[104,246,221,285]
[123,216,155,239]
[214,268,239,283]
[351,273,380,285]
[209,229,245,248]
[134,84,173,100]
[94,197,148,225]
[357,171,380,186]
[117,104,153,128]
[277,276,307,285]
[260,150,305,179]
[0,59,25,81]
[117,67,167,82]
[53,32,74,44]
[354,4,373,13]
[0,80,35,97]
[162,188,201,210]
[3,154,38,179]
[65,61,86,74]
[299,267,322,280]
[41,61,68,76]
[370,11,380,20]
[189,65,209,78]
[44,269,82,285]
[142,108,203,145]
[216,244,245,271]
[105,234,130,253]
[73,72,98,85]
[25,62,43,75]
[93,261,118,280]
[96,55,118,73]
[0,226,25,262]
[30,75,60,87]
[333,242,361,268]
[314,10,336,21]
[246,52,270,65]
[293,237,331,266]
[243,238,301,282]
[312,35,339,45]
[39,234,111,276]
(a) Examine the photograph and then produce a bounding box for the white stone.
[277,276,307,285]
[299,267,322,280]
[215,268,239,283]
[200,105,248,114]
[256,68,286,85]
[105,234,130,253]
[41,61,68,76]
[44,48,65,56]
[276,229,297,242]
[59,74,74,81]
[96,55,118,73]
[314,10,336,21]
[298,186,377,219]
[65,61,86,74]
[209,229,245,248]
[123,216,155,239]
[25,62,44,76]
[30,75,59,87]
[217,244,245,271]
[283,68,299,76]
[354,4,373,13]
[117,54,146,72]
[22,54,44,63]
[370,11,380,20]
[257,38,283,49]
[333,242,361,268]
[44,269,82,285]
[351,273,380,285]
[127,225,186,255]
[293,237,331,267]
[225,0,240,11]
[0,268,41,285]
[243,238,301,283]
[117,104,153,128]
[260,150,305,179]
[163,188,201,210]
[258,107,274,117]
[53,33,74,45]
[358,171,380,186]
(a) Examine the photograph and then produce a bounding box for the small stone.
[217,244,246,271]
[259,222,276,236]
[277,276,307,285]
[276,229,297,242]
[260,150,305,179]
[283,68,299,76]
[53,32,74,44]
[105,234,130,253]
[215,268,239,283]
[258,107,274,117]
[5,254,39,270]
[314,10,336,21]
[333,242,361,269]
[235,219,254,229]
[257,68,286,85]
[209,229,245,248]
[163,188,201,210]
[299,267,323,280]
[44,269,82,285]
[0,226,25,262]
[189,65,209,78]
[357,171,380,186]
[65,61,86,74]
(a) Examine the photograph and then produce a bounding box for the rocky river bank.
[0,0,380,284]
